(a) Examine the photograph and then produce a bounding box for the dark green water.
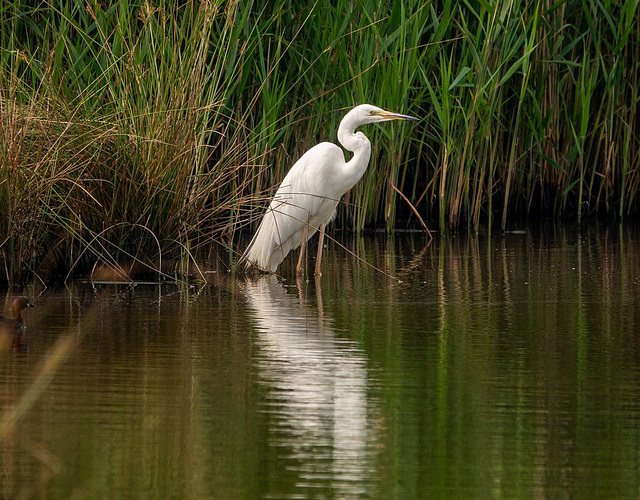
[2,228,640,498]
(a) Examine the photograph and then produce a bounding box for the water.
[2,227,640,498]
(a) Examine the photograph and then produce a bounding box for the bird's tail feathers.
[239,219,275,273]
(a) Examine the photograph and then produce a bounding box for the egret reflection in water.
[243,275,373,495]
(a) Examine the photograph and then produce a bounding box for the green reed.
[1,0,638,284]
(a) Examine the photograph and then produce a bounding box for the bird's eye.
[369,110,374,115]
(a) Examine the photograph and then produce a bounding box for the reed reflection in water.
[1,227,640,498]
[244,276,372,497]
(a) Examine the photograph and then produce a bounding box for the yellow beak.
[379,110,419,121]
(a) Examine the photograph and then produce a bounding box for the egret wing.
[242,143,344,272]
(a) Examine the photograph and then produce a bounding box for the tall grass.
[1,0,639,284]
[1,1,258,283]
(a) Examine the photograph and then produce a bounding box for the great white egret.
[241,104,418,275]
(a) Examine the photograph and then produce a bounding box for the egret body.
[242,104,418,275]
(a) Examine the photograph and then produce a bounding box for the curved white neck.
[337,117,372,191]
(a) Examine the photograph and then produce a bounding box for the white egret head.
[346,104,419,126]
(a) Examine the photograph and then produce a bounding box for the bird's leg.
[297,222,309,275]
[315,223,326,276]
[296,239,306,275]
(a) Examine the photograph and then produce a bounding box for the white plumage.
[242,104,418,274]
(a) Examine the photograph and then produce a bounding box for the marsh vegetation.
[1,0,638,284]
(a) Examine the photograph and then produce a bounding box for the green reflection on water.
[2,227,640,498]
